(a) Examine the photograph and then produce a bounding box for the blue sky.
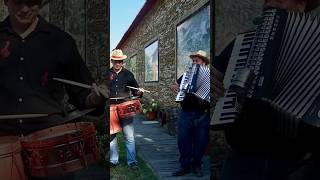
[110,0,146,51]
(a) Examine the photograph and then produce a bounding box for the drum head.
[22,122,95,144]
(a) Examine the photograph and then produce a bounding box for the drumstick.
[53,77,109,98]
[110,97,127,100]
[110,96,141,100]
[0,114,49,120]
[53,77,92,89]
[126,86,150,93]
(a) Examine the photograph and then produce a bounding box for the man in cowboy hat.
[213,0,320,179]
[107,49,143,170]
[170,50,210,177]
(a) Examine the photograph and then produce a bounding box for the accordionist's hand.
[212,66,224,103]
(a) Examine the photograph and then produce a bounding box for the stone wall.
[0,0,109,80]
[215,0,263,54]
[215,0,320,54]
[0,0,8,21]
[119,0,210,108]
[86,0,109,81]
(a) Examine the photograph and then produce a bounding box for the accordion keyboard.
[212,8,320,132]
[211,32,255,125]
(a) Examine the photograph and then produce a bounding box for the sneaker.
[128,162,138,170]
[193,167,203,177]
[172,167,191,176]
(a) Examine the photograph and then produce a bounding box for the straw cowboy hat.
[110,49,127,61]
[189,50,210,65]
[306,0,320,11]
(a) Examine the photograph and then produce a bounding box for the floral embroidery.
[0,41,11,62]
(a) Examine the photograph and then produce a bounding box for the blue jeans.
[177,110,210,169]
[110,118,137,165]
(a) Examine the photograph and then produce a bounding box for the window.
[176,3,210,79]
[144,40,159,82]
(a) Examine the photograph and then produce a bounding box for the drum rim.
[21,122,96,147]
[117,99,140,106]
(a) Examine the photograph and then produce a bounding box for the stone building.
[0,0,109,80]
[116,0,211,108]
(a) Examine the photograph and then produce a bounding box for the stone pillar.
[0,1,8,21]
[39,0,50,21]
[49,0,65,30]
[86,0,109,81]
[65,0,86,59]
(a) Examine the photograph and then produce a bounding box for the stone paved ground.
[134,115,211,180]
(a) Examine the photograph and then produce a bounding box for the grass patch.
[110,133,159,180]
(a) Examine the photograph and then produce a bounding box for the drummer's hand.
[137,88,144,96]
[92,83,110,98]
[170,83,179,94]
[86,83,109,107]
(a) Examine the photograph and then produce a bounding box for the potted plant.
[141,98,159,120]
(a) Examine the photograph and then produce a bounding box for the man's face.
[111,60,124,71]
[191,56,206,65]
[264,0,306,12]
[5,0,41,26]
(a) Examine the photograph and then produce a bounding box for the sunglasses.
[11,0,42,6]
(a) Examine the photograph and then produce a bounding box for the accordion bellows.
[212,8,320,136]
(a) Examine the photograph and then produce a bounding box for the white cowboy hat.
[110,49,127,61]
[189,50,210,64]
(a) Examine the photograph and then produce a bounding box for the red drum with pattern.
[117,100,142,119]
[21,122,99,177]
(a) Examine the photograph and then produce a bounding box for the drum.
[0,136,27,180]
[117,100,142,119]
[21,122,99,177]
[110,105,121,135]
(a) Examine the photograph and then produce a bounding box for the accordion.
[211,8,320,136]
[176,64,210,102]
